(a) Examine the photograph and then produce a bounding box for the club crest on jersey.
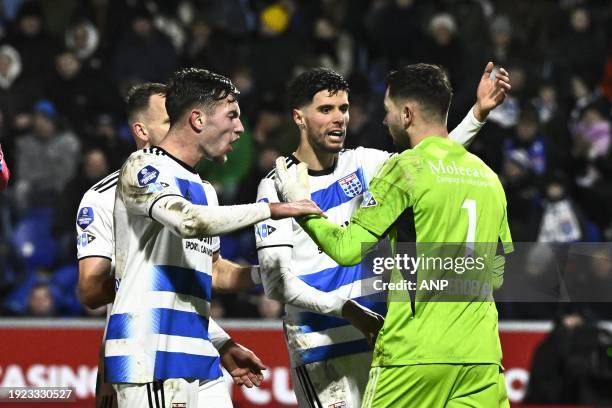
[137,165,159,186]
[257,224,276,238]
[77,232,96,247]
[361,191,378,208]
[77,207,94,229]
[338,172,363,198]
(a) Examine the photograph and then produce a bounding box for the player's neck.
[293,143,336,171]
[409,124,449,148]
[158,129,200,168]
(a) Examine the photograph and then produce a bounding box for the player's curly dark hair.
[165,68,240,125]
[288,68,349,109]
[125,82,167,123]
[386,64,453,122]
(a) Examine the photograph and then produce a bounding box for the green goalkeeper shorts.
[362,364,509,408]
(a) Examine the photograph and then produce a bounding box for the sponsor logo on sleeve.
[77,207,94,229]
[256,224,276,239]
[339,172,363,198]
[137,165,160,186]
[77,232,96,247]
[361,191,378,208]
[258,197,270,203]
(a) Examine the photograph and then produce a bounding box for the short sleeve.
[76,190,114,260]
[356,147,394,185]
[254,177,293,249]
[118,153,185,218]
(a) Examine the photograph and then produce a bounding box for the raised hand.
[274,157,311,202]
[474,61,512,122]
[219,340,267,388]
[342,299,384,348]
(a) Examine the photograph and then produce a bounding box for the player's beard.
[388,124,410,152]
[307,130,345,154]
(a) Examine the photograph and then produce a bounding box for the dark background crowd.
[0,0,610,322]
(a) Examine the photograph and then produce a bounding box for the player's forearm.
[78,258,115,308]
[212,257,257,293]
[298,217,379,266]
[151,195,271,238]
[448,106,486,147]
[259,246,346,317]
[78,273,115,309]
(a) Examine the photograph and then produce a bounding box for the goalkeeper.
[275,64,513,407]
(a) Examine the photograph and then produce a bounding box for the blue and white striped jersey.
[256,147,391,366]
[106,146,221,384]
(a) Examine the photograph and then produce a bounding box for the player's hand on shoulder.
[219,339,267,388]
[341,299,384,349]
[274,157,311,202]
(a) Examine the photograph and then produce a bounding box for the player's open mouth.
[327,130,345,142]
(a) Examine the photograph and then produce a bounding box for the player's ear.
[293,108,305,128]
[402,104,413,129]
[190,110,206,131]
[132,122,149,144]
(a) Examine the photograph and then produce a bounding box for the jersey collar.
[152,146,198,174]
[289,154,338,177]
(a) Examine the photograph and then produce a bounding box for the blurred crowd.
[0,0,610,318]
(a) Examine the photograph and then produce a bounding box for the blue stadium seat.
[11,207,57,270]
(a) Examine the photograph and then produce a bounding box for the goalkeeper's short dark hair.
[386,64,453,123]
[125,82,167,123]
[165,68,240,125]
[288,68,349,109]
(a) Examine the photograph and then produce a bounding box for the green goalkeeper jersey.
[352,136,512,367]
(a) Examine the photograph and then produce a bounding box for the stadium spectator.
[500,150,540,241]
[503,106,548,177]
[0,44,43,140]
[112,8,178,86]
[423,13,464,88]
[524,306,612,405]
[4,2,58,80]
[83,113,133,170]
[64,18,104,73]
[45,50,120,133]
[26,282,56,317]
[13,100,80,212]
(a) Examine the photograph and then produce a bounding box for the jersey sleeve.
[118,153,185,218]
[254,177,292,249]
[448,107,485,147]
[76,190,114,260]
[356,147,394,186]
[351,154,414,237]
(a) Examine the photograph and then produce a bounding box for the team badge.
[338,172,363,198]
[137,165,159,186]
[361,191,378,208]
[77,207,94,229]
[257,224,276,238]
[77,232,96,247]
